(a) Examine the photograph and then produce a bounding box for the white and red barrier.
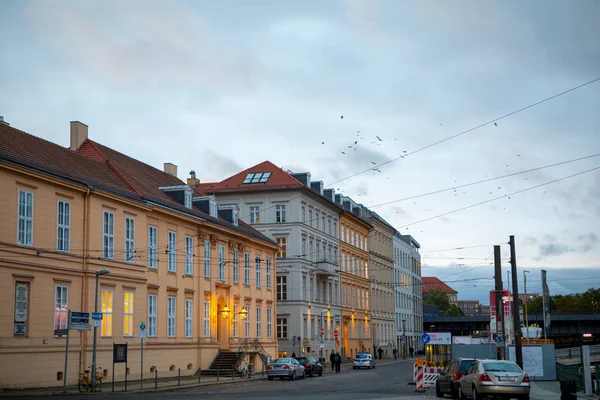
[413,362,443,391]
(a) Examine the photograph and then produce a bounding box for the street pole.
[509,236,523,369]
[541,270,547,341]
[523,270,530,343]
[92,269,109,391]
[493,245,504,360]
[402,320,406,359]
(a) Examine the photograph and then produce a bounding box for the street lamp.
[92,269,110,390]
[402,319,407,359]
[320,307,330,362]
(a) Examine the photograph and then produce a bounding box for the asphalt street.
[3,360,433,400]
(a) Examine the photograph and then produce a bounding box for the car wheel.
[353,366,357,369]
[308,371,313,377]
[451,384,459,399]
[291,371,296,381]
[372,365,376,369]
[472,386,478,400]
[459,385,467,400]
[268,377,273,381]
[436,382,444,398]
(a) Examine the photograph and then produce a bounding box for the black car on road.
[294,356,323,377]
[436,357,476,398]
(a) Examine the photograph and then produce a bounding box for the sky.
[1,0,599,304]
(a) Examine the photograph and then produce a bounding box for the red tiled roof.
[422,277,457,294]
[206,161,305,193]
[193,182,218,196]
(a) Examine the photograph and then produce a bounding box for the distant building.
[479,305,491,315]
[423,304,439,317]
[422,277,458,304]
[457,300,480,316]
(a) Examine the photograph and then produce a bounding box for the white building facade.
[205,162,342,360]
[393,233,423,356]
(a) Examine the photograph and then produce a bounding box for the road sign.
[140,331,147,339]
[140,322,146,331]
[92,312,103,320]
[319,343,324,349]
[333,329,338,339]
[71,322,91,331]
[94,320,101,327]
[321,328,324,336]
[70,312,90,324]
[421,333,431,344]
[320,339,325,346]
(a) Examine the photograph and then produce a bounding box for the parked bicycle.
[239,360,253,379]
[78,366,104,393]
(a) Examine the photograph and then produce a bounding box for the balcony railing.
[315,258,337,276]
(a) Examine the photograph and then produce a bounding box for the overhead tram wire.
[397,165,600,229]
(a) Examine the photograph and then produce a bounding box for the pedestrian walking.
[378,347,383,360]
[291,352,296,358]
[329,351,335,371]
[393,348,397,360]
[409,347,414,357]
[334,352,342,373]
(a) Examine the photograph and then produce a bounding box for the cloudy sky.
[1,0,599,303]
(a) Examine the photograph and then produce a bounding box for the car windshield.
[357,354,370,359]
[484,362,522,373]
[295,358,308,365]
[273,358,290,364]
[459,360,475,373]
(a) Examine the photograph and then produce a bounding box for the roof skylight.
[242,172,271,184]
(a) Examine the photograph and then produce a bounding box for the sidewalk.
[530,381,561,400]
[0,358,411,397]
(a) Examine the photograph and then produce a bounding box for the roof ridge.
[85,140,143,197]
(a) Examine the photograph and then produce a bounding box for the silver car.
[353,353,376,369]
[459,360,530,400]
[266,358,306,381]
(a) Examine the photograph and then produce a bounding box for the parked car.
[436,358,476,398]
[266,358,306,381]
[459,360,530,400]
[353,353,376,369]
[294,356,323,377]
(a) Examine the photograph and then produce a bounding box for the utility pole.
[493,245,504,360]
[523,270,530,342]
[509,236,523,369]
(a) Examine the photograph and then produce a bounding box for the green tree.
[424,290,457,316]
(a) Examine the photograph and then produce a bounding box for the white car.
[459,359,530,400]
[353,353,376,369]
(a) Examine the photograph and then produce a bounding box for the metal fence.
[555,344,600,360]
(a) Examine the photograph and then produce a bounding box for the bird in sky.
[376,136,383,141]
[341,151,346,154]
[341,115,344,119]
[371,161,377,164]
[494,122,498,126]
[321,142,325,144]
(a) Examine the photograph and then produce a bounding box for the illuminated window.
[123,291,134,336]
[244,306,250,338]
[276,237,287,258]
[101,290,113,336]
[250,206,260,224]
[54,285,68,333]
[233,303,239,338]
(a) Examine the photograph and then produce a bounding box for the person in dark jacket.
[329,351,335,371]
[334,352,342,373]
[378,347,383,360]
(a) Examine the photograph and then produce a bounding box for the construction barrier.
[413,362,443,391]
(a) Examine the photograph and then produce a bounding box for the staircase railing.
[236,338,272,369]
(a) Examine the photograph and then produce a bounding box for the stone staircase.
[200,350,240,377]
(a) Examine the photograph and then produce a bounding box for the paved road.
[3,360,432,400]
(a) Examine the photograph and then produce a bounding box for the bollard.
[178,368,181,386]
[217,365,220,382]
[232,365,235,380]
[197,368,201,384]
[154,369,158,389]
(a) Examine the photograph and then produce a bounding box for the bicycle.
[78,366,104,393]
[238,360,253,379]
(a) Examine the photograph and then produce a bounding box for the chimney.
[187,170,200,186]
[69,121,88,150]
[164,162,177,177]
[0,116,9,126]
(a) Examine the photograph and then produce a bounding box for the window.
[232,210,239,226]
[184,191,192,209]
[186,236,193,275]
[148,294,157,337]
[256,257,261,287]
[17,190,34,246]
[310,277,314,301]
[244,306,250,338]
[233,303,239,337]
[103,211,114,259]
[167,296,176,337]
[316,211,320,229]
[209,200,218,218]
[148,226,158,269]
[302,276,307,301]
[124,291,134,336]
[168,231,177,272]
[56,200,70,252]
[322,216,325,231]
[276,237,287,258]
[333,222,337,238]
[301,206,306,223]
[266,259,272,288]
[233,249,239,283]
[185,299,193,338]
[275,205,286,223]
[125,217,135,263]
[276,276,287,300]
[267,308,272,338]
[244,252,251,285]
[242,172,271,184]
[256,307,262,338]
[54,285,68,333]
[250,206,260,224]
[277,318,288,339]
[203,300,210,337]
[101,290,113,336]
[309,210,313,226]
[328,219,331,236]
[204,240,210,277]
[219,245,225,281]
[302,238,306,257]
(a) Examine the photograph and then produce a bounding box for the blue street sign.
[421,333,431,344]
[140,322,146,331]
[92,312,103,321]
[70,312,90,324]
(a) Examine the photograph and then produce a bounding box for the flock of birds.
[314,114,540,234]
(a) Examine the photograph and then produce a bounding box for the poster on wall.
[508,346,544,377]
[14,283,29,335]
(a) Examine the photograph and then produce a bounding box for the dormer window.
[232,210,239,226]
[184,191,192,209]
[209,200,218,218]
[242,172,271,184]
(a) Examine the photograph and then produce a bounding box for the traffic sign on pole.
[140,321,146,331]
[321,328,324,336]
[421,333,431,344]
[92,312,103,321]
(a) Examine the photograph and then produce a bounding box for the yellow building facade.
[339,205,373,358]
[0,121,278,389]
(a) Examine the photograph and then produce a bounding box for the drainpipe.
[80,188,91,375]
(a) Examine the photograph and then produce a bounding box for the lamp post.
[402,319,406,359]
[92,269,110,391]
[523,270,530,342]
[320,308,329,363]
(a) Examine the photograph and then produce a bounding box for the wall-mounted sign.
[14,283,29,335]
[426,332,452,345]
